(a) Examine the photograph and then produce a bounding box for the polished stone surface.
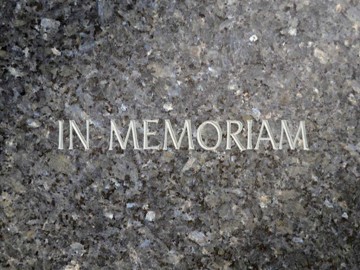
[1,0,359,269]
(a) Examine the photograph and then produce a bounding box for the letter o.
[197,121,222,150]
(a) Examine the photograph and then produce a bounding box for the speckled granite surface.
[1,0,359,269]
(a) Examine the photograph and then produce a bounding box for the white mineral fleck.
[64,261,80,270]
[69,242,85,256]
[8,67,24,78]
[259,194,270,208]
[288,27,297,36]
[251,108,261,120]
[145,211,156,222]
[208,66,220,77]
[126,202,137,209]
[120,103,128,111]
[324,199,334,208]
[163,103,173,112]
[335,4,343,13]
[181,157,196,173]
[51,47,61,56]
[249,34,258,42]
[104,212,114,219]
[314,48,329,64]
[348,93,357,105]
[139,239,151,248]
[188,231,207,246]
[23,47,29,58]
[167,250,183,265]
[350,80,360,94]
[40,18,60,32]
[26,119,41,128]
[292,237,304,244]
[342,212,348,219]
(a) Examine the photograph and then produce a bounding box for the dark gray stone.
[0,0,359,269]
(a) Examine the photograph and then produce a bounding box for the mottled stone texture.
[0,0,359,269]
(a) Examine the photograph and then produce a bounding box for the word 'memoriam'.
[58,119,309,151]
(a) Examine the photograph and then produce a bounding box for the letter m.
[279,120,309,150]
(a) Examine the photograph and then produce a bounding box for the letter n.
[58,120,90,150]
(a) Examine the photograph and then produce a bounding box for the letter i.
[58,120,64,149]
[247,120,253,150]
